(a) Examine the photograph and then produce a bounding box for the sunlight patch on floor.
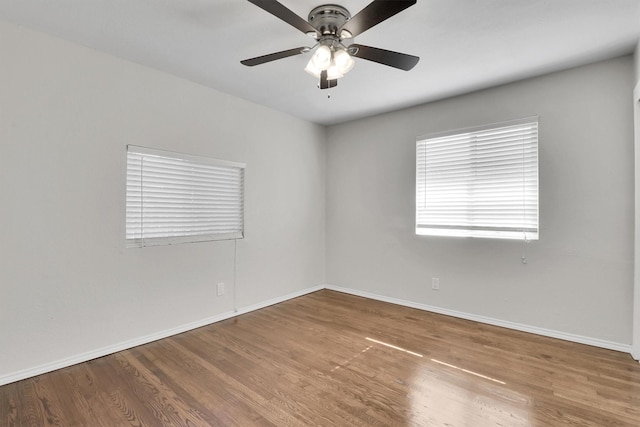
[430,358,506,385]
[365,337,424,358]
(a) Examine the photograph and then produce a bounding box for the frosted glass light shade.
[310,45,332,70]
[326,64,344,80]
[304,60,322,78]
[333,49,355,74]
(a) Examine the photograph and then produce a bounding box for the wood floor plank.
[84,355,158,426]
[2,289,640,426]
[136,340,290,426]
[0,385,19,427]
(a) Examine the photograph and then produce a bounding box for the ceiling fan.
[241,0,420,89]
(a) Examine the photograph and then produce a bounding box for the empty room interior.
[2,0,640,425]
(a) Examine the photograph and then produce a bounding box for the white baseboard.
[325,284,633,354]
[0,284,324,387]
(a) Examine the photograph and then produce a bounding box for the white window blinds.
[126,146,245,247]
[416,118,538,240]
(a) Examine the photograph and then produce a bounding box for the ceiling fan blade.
[320,70,338,90]
[241,47,307,66]
[248,0,317,35]
[350,44,419,71]
[341,0,417,38]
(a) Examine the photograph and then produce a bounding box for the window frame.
[126,145,245,248]
[415,117,539,241]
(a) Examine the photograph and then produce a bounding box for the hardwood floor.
[2,289,640,426]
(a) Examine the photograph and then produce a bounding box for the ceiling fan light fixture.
[305,43,354,80]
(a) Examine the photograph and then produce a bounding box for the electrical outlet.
[217,282,225,296]
[431,278,440,291]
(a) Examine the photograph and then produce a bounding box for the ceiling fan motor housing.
[308,4,351,38]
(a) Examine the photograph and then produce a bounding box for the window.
[126,145,245,247]
[416,118,538,240]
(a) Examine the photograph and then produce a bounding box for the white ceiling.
[1,0,639,125]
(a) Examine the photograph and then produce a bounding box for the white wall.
[327,57,635,347]
[0,21,326,383]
